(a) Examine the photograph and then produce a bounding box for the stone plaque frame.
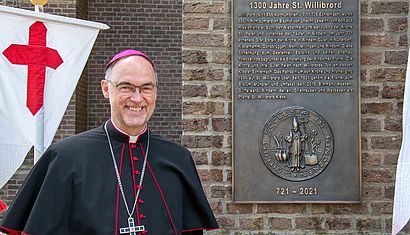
[232,0,361,203]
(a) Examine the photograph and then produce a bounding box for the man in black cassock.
[0,50,219,235]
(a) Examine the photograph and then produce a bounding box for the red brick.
[211,185,232,198]
[183,84,208,97]
[324,217,352,230]
[361,117,382,132]
[210,201,223,214]
[182,50,207,64]
[311,204,367,215]
[183,2,224,14]
[182,118,208,132]
[267,217,292,230]
[295,217,322,230]
[361,102,395,114]
[183,68,224,81]
[370,135,402,150]
[356,218,382,230]
[361,51,382,65]
[361,85,380,98]
[211,51,231,64]
[385,51,408,65]
[370,2,409,14]
[211,150,232,166]
[183,17,209,30]
[370,201,393,215]
[191,151,208,165]
[212,118,231,132]
[257,204,306,214]
[363,185,382,200]
[381,84,404,99]
[361,35,395,48]
[362,152,382,166]
[183,101,224,115]
[361,18,384,32]
[384,153,399,166]
[213,17,230,30]
[182,135,223,148]
[210,84,231,99]
[184,33,224,47]
[239,217,264,230]
[369,68,406,82]
[332,204,368,215]
[360,1,368,15]
[197,169,223,182]
[227,203,253,214]
[216,217,235,228]
[385,115,402,131]
[363,169,393,183]
[387,17,408,32]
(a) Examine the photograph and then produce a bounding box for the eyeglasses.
[106,79,157,96]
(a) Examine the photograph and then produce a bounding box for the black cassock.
[0,120,218,235]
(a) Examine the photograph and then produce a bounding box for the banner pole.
[34,108,45,163]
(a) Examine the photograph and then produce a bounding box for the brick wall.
[1,0,410,234]
[182,0,409,234]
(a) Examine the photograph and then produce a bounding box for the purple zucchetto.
[105,49,154,70]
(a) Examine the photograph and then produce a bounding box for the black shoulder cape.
[0,121,218,235]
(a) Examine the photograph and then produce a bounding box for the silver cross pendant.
[119,217,145,235]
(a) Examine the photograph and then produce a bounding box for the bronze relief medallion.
[260,107,334,181]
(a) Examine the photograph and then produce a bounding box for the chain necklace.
[104,122,149,234]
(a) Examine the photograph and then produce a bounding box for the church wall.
[1,0,409,234]
[181,0,410,234]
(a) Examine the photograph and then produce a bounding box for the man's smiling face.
[101,56,157,135]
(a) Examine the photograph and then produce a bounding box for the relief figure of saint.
[285,117,307,171]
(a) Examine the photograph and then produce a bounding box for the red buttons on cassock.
[137,185,142,189]
[139,213,145,219]
[135,170,140,175]
[133,156,138,161]
[142,230,148,234]
[138,199,144,204]
[130,144,136,149]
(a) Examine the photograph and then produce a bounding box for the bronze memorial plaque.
[232,0,360,202]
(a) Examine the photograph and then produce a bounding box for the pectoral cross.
[120,217,145,235]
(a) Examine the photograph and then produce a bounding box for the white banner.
[392,50,410,234]
[0,5,108,197]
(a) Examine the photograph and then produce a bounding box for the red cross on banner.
[0,5,108,221]
[2,21,63,116]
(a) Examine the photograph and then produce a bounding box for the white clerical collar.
[110,118,147,143]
